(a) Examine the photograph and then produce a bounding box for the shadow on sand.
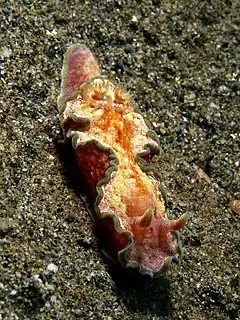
[56,137,172,318]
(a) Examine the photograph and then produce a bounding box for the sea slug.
[58,44,186,278]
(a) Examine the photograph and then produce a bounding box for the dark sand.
[0,1,239,319]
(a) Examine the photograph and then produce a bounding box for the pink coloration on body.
[61,45,100,97]
[58,44,186,277]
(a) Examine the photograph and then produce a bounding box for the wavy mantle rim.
[69,135,182,278]
[57,79,183,278]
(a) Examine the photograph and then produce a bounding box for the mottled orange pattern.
[58,44,186,277]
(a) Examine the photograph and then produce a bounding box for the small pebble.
[46,263,58,273]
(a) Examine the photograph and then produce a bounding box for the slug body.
[58,44,186,278]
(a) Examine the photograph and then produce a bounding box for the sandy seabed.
[0,1,239,319]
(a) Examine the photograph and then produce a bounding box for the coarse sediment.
[0,1,239,319]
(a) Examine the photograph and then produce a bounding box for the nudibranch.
[58,44,186,278]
